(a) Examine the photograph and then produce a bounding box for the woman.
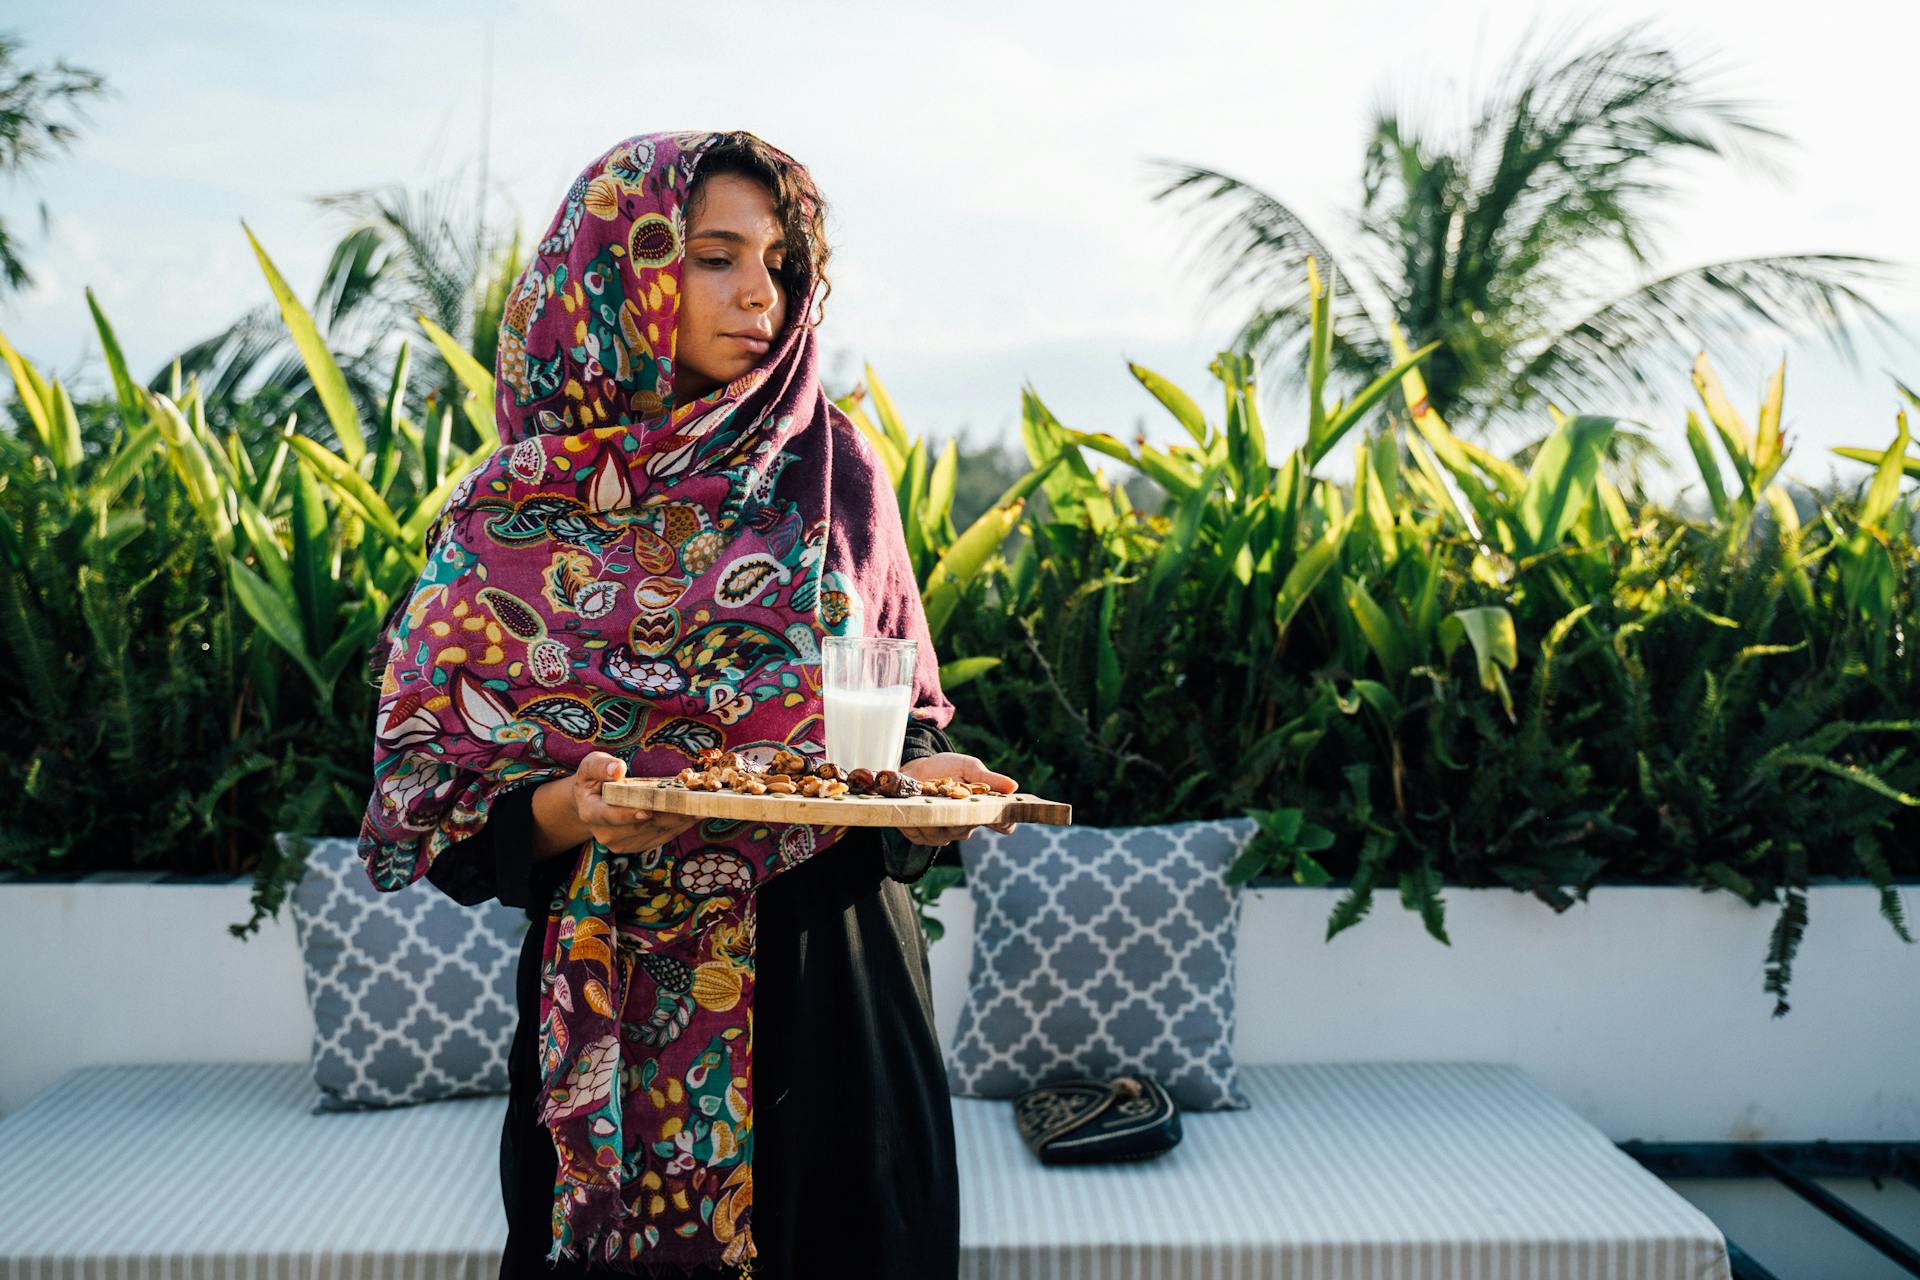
[359,130,1017,1279]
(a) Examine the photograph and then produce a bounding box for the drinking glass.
[821,636,918,773]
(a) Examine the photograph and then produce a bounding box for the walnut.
[822,780,849,798]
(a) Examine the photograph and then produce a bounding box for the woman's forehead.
[687,178,786,246]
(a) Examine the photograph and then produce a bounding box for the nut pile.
[670,747,996,801]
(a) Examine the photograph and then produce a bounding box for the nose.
[741,263,779,312]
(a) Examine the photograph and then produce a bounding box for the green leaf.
[1439,606,1517,719]
[1145,460,1224,611]
[0,321,54,454]
[1305,259,1333,451]
[1128,360,1209,446]
[374,340,411,494]
[1685,411,1732,520]
[233,492,293,600]
[88,419,162,512]
[320,596,385,686]
[863,363,912,456]
[1832,444,1920,481]
[1859,410,1912,530]
[417,314,494,406]
[398,444,489,547]
[1345,578,1409,681]
[149,393,234,557]
[243,220,366,463]
[937,656,1000,689]
[925,436,958,540]
[49,381,84,474]
[284,430,405,546]
[1275,510,1353,633]
[898,437,928,566]
[1761,753,1920,807]
[1691,353,1754,484]
[227,555,325,693]
[1095,581,1121,728]
[1225,842,1271,886]
[84,288,148,430]
[1348,678,1402,725]
[842,402,905,484]
[417,314,498,450]
[290,458,336,650]
[1316,340,1444,468]
[923,454,1065,640]
[1516,414,1619,555]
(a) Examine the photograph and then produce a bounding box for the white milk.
[823,682,913,772]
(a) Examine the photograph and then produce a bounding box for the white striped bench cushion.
[0,1061,1728,1279]
[952,1061,1731,1279]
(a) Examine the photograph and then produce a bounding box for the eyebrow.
[687,229,788,252]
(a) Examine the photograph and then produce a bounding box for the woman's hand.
[894,752,1021,848]
[576,751,703,852]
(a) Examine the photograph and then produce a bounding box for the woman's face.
[674,172,790,402]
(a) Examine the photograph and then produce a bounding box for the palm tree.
[0,31,107,297]
[1146,14,1908,469]
[170,181,522,453]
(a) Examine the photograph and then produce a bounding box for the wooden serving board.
[600,777,1072,828]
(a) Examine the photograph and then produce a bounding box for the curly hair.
[685,131,833,325]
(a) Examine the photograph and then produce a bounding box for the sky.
[5,0,1918,509]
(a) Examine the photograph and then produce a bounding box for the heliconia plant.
[925,257,1916,1013]
[3,241,1913,1011]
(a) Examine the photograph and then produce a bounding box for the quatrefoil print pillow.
[946,818,1256,1111]
[282,835,525,1112]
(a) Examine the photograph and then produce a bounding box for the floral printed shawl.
[358,129,954,1274]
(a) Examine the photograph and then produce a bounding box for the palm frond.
[1141,158,1394,348]
[1502,253,1909,423]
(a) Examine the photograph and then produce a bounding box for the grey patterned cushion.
[946,818,1255,1111]
[280,834,525,1112]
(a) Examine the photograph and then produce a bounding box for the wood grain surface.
[600,777,1073,828]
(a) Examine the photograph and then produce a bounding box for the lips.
[725,332,771,354]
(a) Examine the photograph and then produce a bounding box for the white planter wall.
[3,874,1914,1142]
[926,882,1920,1144]
[0,876,313,1117]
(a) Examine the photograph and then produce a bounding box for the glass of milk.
[821,636,918,773]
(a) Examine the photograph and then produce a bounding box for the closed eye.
[696,256,788,271]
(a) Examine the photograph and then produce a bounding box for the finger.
[578,751,626,786]
[607,815,700,853]
[953,756,1018,793]
[581,792,651,825]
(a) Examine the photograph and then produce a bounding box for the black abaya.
[423,719,965,1279]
